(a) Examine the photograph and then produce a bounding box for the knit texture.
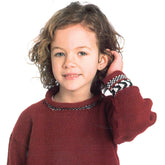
[7,71,157,165]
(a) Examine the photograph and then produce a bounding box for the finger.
[111,51,122,61]
[104,49,114,63]
[111,51,123,70]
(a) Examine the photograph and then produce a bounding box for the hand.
[106,50,123,76]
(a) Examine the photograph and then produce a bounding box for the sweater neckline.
[45,88,102,111]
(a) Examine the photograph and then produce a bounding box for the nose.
[62,54,77,69]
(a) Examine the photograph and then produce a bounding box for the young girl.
[7,2,156,165]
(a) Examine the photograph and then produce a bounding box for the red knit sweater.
[7,71,156,165]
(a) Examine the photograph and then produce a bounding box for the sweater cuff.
[103,71,133,96]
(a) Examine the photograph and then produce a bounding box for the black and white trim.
[105,74,133,96]
[110,79,133,96]
[106,74,127,89]
[45,101,98,111]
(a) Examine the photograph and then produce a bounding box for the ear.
[97,53,109,71]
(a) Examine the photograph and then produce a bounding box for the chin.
[60,84,80,91]
[61,83,89,93]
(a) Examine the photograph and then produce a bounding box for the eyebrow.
[77,46,92,50]
[51,46,64,51]
[51,46,92,51]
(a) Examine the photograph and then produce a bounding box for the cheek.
[82,59,98,77]
[51,61,61,76]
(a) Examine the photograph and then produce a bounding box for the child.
[7,2,156,165]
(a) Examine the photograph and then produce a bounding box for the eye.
[78,51,87,56]
[54,52,65,57]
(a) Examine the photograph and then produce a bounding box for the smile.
[63,74,81,80]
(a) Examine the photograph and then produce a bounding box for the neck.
[53,88,93,103]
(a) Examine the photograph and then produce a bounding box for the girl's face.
[51,24,107,96]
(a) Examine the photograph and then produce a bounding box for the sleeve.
[7,109,32,165]
[103,71,157,144]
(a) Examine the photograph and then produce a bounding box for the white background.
[0,0,164,164]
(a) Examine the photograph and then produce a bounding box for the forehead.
[51,24,98,49]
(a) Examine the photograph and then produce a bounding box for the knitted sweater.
[7,71,156,165]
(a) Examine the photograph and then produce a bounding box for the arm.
[104,71,156,144]
[103,51,157,144]
[7,109,32,165]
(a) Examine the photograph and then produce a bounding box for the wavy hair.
[28,1,124,95]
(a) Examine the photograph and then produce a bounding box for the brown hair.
[29,1,124,95]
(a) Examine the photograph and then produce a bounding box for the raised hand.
[106,50,123,76]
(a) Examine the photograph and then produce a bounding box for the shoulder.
[27,99,46,112]
[17,99,46,122]
[12,99,46,136]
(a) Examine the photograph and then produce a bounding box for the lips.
[63,73,81,80]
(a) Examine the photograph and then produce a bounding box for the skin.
[106,50,123,75]
[51,24,123,103]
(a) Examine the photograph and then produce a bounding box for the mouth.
[63,73,82,80]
